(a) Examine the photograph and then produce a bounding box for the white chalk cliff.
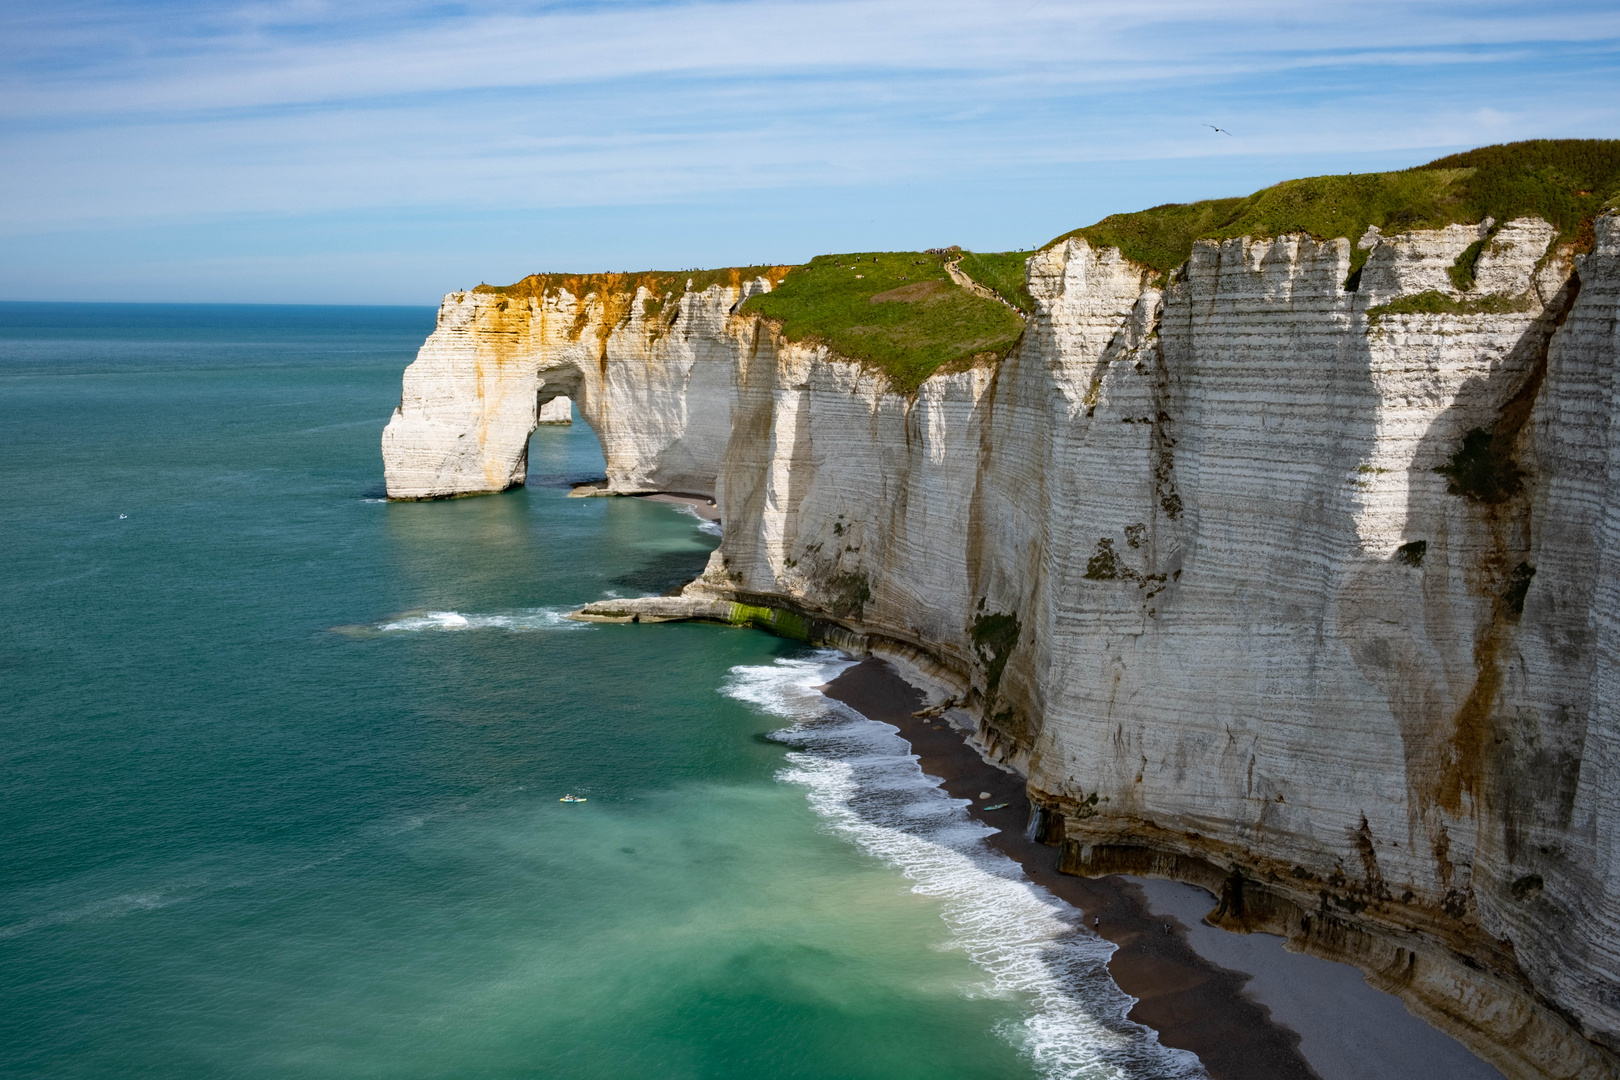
[536,395,572,424]
[383,217,1620,1080]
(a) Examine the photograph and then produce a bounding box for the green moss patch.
[970,609,1021,695]
[727,603,812,642]
[1436,427,1524,504]
[739,252,1025,394]
[1368,290,1536,322]
[1047,139,1620,274]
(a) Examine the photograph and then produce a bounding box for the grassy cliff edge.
[1054,139,1620,280]
[475,139,1619,395]
[738,251,1026,394]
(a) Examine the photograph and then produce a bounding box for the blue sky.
[3,0,1617,304]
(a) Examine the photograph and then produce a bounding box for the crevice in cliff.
[1443,270,1581,823]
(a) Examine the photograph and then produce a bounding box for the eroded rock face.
[385,218,1620,1079]
[381,277,774,499]
[536,396,572,424]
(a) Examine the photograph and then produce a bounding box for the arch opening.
[525,387,606,495]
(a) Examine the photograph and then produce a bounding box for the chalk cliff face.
[382,275,775,499]
[383,217,1620,1080]
[536,396,572,424]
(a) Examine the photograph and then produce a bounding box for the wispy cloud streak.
[8,1,1618,119]
[0,0,1615,298]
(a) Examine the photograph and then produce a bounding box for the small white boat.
[559,794,587,803]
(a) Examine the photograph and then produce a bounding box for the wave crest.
[673,503,724,536]
[723,651,1206,1080]
[361,607,582,634]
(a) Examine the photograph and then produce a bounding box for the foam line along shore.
[723,651,1206,1080]
[817,659,1507,1080]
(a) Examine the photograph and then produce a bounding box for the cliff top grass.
[739,251,1026,394]
[471,140,1617,395]
[473,265,793,301]
[957,250,1036,312]
[472,265,793,324]
[1051,139,1620,274]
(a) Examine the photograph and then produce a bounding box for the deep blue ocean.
[0,303,1196,1080]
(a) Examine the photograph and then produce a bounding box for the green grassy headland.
[475,140,1618,394]
[1051,139,1620,276]
[738,251,1027,394]
[956,250,1037,312]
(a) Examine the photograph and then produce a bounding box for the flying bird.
[1205,124,1234,136]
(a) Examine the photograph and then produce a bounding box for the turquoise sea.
[0,303,1198,1080]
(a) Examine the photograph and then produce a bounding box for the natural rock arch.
[382,279,773,500]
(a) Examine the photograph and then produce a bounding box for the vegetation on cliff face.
[1366,289,1537,322]
[739,251,1026,394]
[970,608,1021,695]
[1049,139,1620,274]
[473,265,792,325]
[1435,427,1525,504]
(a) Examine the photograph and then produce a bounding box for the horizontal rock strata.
[385,216,1620,1080]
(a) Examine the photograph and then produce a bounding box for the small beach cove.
[820,658,1506,1080]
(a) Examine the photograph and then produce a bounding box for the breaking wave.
[371,607,581,633]
[722,652,1206,1080]
[674,503,723,536]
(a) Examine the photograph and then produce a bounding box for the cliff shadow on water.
[537,413,721,596]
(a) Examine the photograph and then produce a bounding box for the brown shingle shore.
[820,657,1318,1080]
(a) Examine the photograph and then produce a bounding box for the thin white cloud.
[6,0,1616,120]
[0,0,1615,294]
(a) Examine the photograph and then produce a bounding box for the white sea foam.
[0,891,180,939]
[722,652,1207,1080]
[673,503,724,536]
[0,848,354,940]
[374,607,581,633]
